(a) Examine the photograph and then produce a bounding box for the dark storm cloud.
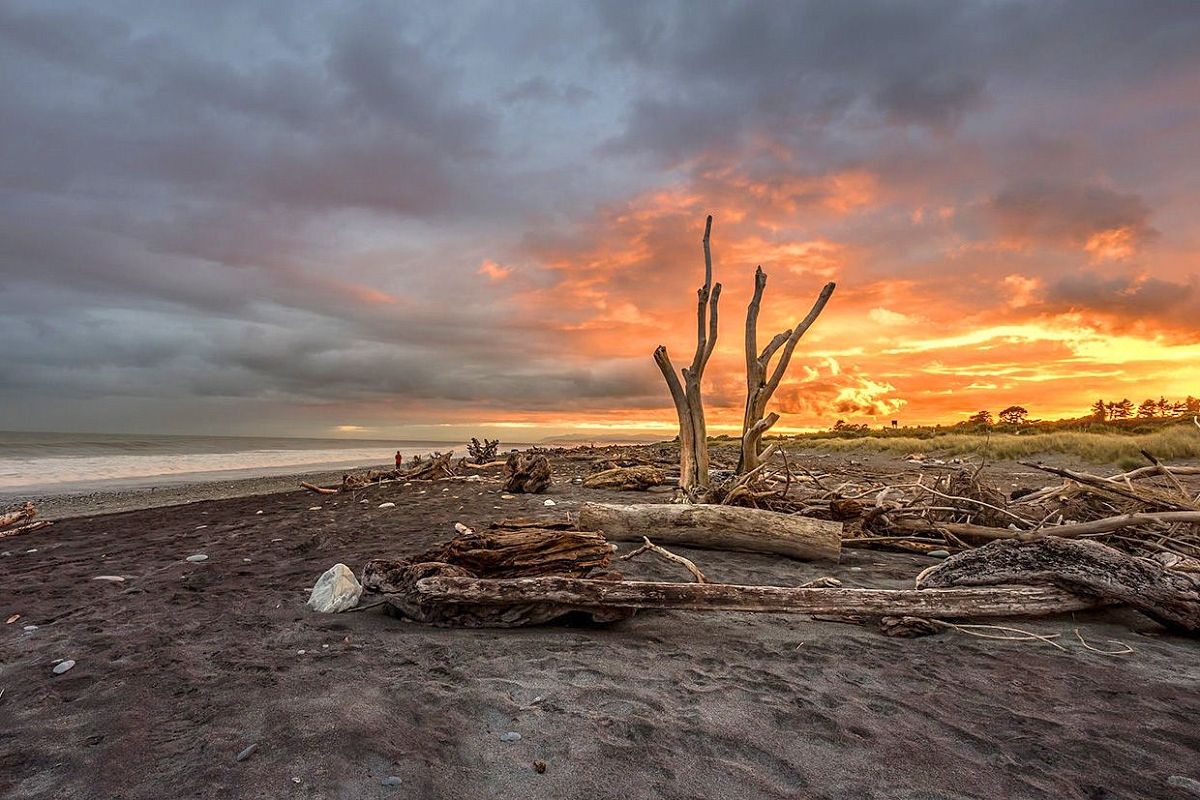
[1040,273,1198,330]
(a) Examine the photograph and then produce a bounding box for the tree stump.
[503,452,552,493]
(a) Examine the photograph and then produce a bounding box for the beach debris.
[23,625,38,632]
[52,659,76,675]
[499,732,522,742]
[468,437,501,464]
[185,554,209,563]
[579,502,841,562]
[543,499,556,506]
[380,776,403,787]
[236,743,259,762]
[582,466,665,491]
[503,452,552,494]
[534,760,547,774]
[500,494,516,500]
[378,502,396,509]
[927,550,950,559]
[0,502,37,530]
[307,563,363,613]
[619,536,708,583]
[92,575,126,583]
[307,506,323,512]
[256,510,263,515]
[5,614,18,624]
[301,481,338,495]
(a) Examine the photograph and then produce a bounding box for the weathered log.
[503,452,552,493]
[0,502,36,529]
[582,466,665,491]
[413,576,1102,619]
[361,560,634,627]
[937,511,1200,541]
[917,537,1200,633]
[409,526,615,579]
[579,502,841,562]
[301,481,338,495]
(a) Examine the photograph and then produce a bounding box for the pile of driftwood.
[1,502,49,539]
[355,509,1198,634]
[307,449,555,496]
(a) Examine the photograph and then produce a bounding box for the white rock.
[53,659,76,675]
[306,563,363,613]
[92,575,126,583]
[308,506,323,512]
[378,502,396,509]
[23,625,38,632]
[185,554,208,562]
[256,510,263,515]
[501,494,516,500]
[543,500,557,506]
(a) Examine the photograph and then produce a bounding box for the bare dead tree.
[654,215,722,502]
[737,268,835,474]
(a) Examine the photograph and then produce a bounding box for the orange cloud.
[479,259,513,281]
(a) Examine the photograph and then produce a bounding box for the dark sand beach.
[2,451,1199,800]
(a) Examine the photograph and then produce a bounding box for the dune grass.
[786,424,1200,467]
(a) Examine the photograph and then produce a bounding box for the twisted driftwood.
[503,452,552,493]
[579,502,841,562]
[582,466,665,491]
[917,537,1200,633]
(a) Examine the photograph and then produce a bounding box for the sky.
[2,1,1198,441]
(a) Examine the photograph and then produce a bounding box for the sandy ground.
[2,454,1199,799]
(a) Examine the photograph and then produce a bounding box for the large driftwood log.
[917,537,1200,633]
[414,576,1101,619]
[653,215,721,502]
[1,502,36,529]
[361,561,634,628]
[582,466,665,491]
[579,502,841,562]
[503,452,552,493]
[738,268,836,474]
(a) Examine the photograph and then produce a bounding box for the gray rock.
[499,731,522,742]
[306,563,363,613]
[236,743,258,762]
[185,554,208,562]
[53,659,76,675]
[23,625,38,632]
[927,549,951,559]
[381,776,402,787]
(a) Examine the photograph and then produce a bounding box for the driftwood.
[361,560,634,628]
[0,519,51,539]
[579,502,841,562]
[1,502,36,529]
[582,466,665,491]
[301,481,338,495]
[403,451,457,481]
[917,537,1200,633]
[413,576,1101,619]
[619,536,708,582]
[738,268,836,474]
[410,525,614,578]
[503,452,552,493]
[653,215,721,502]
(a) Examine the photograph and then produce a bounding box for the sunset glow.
[1,2,1197,440]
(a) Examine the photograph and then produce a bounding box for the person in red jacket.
[394,450,402,469]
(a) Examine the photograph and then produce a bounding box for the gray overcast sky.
[2,1,1198,439]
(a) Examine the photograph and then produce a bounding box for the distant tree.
[966,410,993,427]
[1137,399,1157,419]
[1186,396,1200,416]
[1090,399,1108,421]
[1111,398,1134,420]
[832,419,849,432]
[998,405,1029,426]
[1156,396,1173,417]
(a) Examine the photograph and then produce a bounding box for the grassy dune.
[786,424,1200,467]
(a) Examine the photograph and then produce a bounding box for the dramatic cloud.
[1,0,1198,438]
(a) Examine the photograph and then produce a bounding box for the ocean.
[0,431,494,494]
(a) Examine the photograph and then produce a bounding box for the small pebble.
[243,558,252,563]
[255,510,263,515]
[92,575,125,583]
[5,614,18,624]
[307,506,323,512]
[381,776,402,787]
[849,566,862,572]
[53,660,76,675]
[23,625,38,632]
[378,502,396,509]
[927,549,951,559]
[25,549,38,554]
[534,760,547,774]
[499,731,522,742]
[297,649,306,655]
[236,743,258,762]
[185,554,208,562]
[544,500,556,506]
[195,525,208,530]
[500,494,516,500]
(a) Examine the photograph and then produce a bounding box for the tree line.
[1089,396,1200,421]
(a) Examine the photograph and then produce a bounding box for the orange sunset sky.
[2,2,1198,440]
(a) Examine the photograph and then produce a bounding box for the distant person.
[395,450,402,469]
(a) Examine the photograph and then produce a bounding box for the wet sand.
[1,455,1199,799]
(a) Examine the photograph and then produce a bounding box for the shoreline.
[10,463,391,521]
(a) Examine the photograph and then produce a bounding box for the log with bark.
[410,525,615,578]
[1,502,36,529]
[503,452,552,494]
[582,466,665,491]
[412,575,1101,619]
[916,537,1200,634]
[578,502,841,562]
